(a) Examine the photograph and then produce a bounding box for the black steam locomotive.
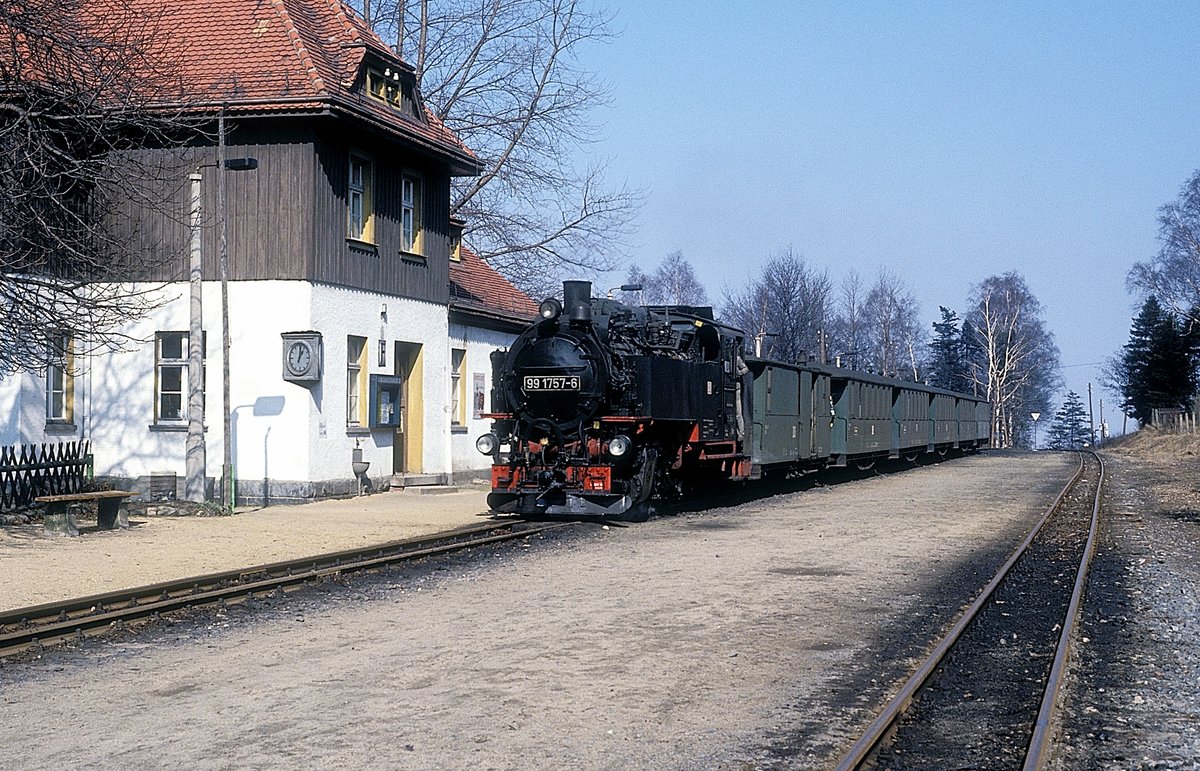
[476,280,990,519]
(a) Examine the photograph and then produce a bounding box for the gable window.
[349,154,374,243]
[450,348,466,426]
[367,67,402,108]
[156,331,204,424]
[347,335,368,427]
[365,66,420,118]
[401,174,422,255]
[45,333,74,423]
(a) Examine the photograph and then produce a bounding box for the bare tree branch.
[0,0,201,376]
[359,0,642,294]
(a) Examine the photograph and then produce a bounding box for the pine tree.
[926,307,965,390]
[1047,391,1090,449]
[1118,296,1200,424]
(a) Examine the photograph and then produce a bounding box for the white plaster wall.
[5,280,452,494]
[309,283,451,484]
[0,377,18,447]
[1,279,496,496]
[0,373,39,447]
[448,322,518,476]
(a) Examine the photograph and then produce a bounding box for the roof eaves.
[324,94,482,174]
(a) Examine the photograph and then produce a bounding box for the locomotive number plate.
[523,375,581,391]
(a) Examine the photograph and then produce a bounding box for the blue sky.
[579,2,1200,430]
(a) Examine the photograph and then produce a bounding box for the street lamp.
[606,283,642,300]
[183,146,258,505]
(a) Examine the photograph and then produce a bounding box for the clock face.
[286,341,312,375]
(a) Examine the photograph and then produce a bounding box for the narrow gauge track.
[837,451,1104,770]
[0,518,560,658]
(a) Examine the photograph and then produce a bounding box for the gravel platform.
[1052,434,1200,770]
[0,452,1077,769]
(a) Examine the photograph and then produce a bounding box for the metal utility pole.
[185,171,206,502]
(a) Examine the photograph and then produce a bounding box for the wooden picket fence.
[1151,408,1197,434]
[0,440,92,511]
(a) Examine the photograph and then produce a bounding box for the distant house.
[0,0,535,502]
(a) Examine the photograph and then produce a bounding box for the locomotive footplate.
[489,463,632,517]
[487,490,632,517]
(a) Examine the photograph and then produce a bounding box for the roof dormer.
[362,57,423,122]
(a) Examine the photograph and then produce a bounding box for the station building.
[0,0,535,502]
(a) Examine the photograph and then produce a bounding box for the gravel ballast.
[0,452,1078,769]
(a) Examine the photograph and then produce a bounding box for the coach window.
[348,154,375,243]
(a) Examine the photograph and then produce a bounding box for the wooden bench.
[35,490,134,537]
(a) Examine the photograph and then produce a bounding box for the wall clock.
[281,332,322,383]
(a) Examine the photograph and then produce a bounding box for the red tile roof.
[450,245,538,323]
[117,0,477,170]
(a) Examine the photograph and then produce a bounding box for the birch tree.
[965,272,1061,447]
[860,268,922,380]
[622,251,708,306]
[1128,169,1200,321]
[826,269,865,368]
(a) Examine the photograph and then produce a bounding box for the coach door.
[811,373,832,458]
[393,342,423,474]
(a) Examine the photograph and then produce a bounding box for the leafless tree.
[621,251,708,306]
[0,0,198,376]
[965,272,1061,447]
[1128,169,1200,323]
[860,268,923,380]
[361,0,641,296]
[826,269,865,368]
[721,248,831,363]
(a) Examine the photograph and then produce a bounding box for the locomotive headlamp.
[538,298,562,320]
[608,435,631,457]
[476,432,499,455]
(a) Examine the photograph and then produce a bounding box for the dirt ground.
[0,452,1077,769]
[0,490,493,611]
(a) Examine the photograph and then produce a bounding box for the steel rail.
[834,452,1088,771]
[0,518,554,657]
[1,519,519,629]
[1023,451,1105,769]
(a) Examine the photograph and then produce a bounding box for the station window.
[347,336,368,426]
[155,331,204,424]
[450,348,466,425]
[401,174,423,255]
[348,154,374,243]
[45,333,74,423]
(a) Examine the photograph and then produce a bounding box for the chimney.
[563,280,592,323]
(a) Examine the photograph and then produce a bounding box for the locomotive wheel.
[628,448,658,505]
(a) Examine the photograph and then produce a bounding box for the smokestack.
[563,280,592,323]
